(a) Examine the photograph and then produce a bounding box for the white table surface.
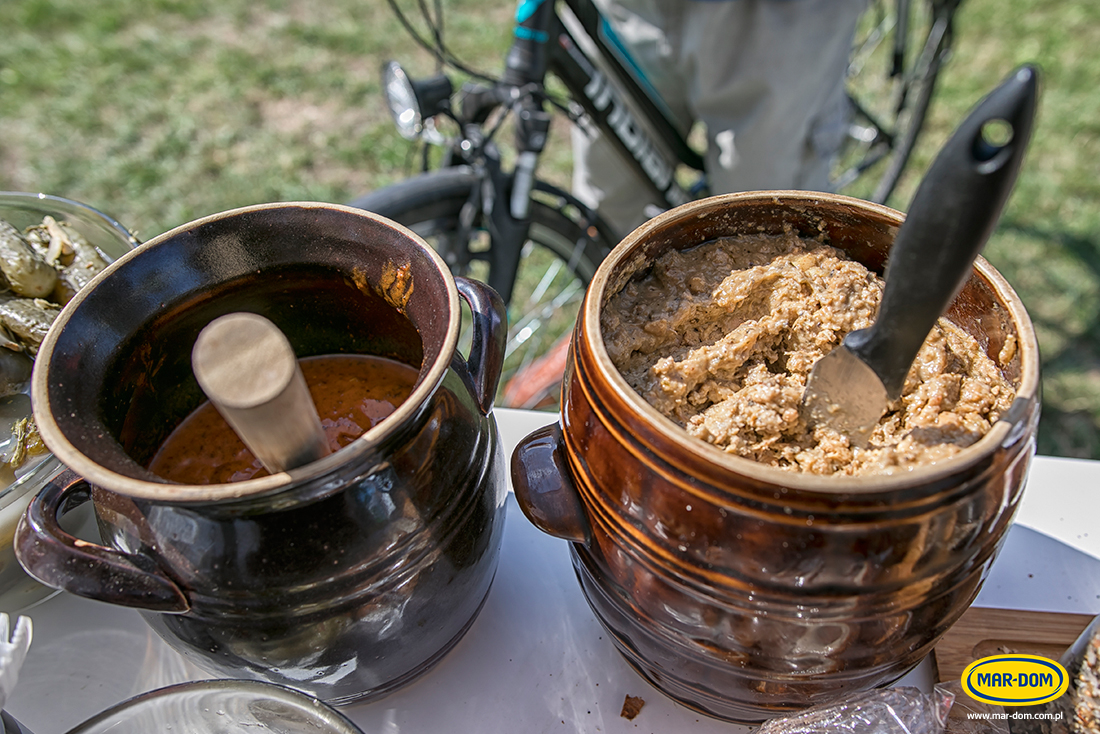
[6,408,1100,733]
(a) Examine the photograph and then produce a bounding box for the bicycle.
[349,0,963,409]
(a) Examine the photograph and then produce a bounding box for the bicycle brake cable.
[423,0,444,73]
[385,0,498,84]
[386,0,445,67]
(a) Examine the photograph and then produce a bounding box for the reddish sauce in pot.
[148,354,419,484]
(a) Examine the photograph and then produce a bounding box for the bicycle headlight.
[383,61,423,140]
[382,61,453,141]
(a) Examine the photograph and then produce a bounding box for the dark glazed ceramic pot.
[511,192,1040,724]
[16,203,509,704]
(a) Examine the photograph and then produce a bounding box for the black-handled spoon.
[802,65,1038,443]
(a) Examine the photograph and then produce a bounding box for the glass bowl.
[64,679,366,734]
[0,192,138,612]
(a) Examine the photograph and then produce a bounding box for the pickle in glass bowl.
[0,192,137,612]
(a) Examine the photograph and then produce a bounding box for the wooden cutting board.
[934,606,1095,683]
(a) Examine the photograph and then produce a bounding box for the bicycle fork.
[481,145,530,306]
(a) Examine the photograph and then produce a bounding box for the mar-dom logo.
[961,654,1070,706]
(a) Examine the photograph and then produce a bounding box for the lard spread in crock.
[601,231,1016,476]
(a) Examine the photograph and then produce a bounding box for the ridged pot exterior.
[560,192,1040,723]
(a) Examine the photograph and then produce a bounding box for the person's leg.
[684,0,867,194]
[571,0,867,232]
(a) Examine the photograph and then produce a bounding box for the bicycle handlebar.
[458,83,505,125]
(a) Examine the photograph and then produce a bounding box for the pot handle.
[510,423,590,543]
[14,470,190,613]
[455,276,507,415]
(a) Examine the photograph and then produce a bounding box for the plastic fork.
[0,613,31,711]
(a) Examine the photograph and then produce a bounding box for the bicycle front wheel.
[349,167,612,410]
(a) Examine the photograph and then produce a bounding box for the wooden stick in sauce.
[191,312,330,473]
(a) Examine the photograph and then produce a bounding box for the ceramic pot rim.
[32,202,462,503]
[581,190,1041,494]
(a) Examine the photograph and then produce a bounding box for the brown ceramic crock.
[16,202,509,704]
[511,191,1040,723]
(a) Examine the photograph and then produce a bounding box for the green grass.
[2,0,1099,457]
[0,0,513,236]
[930,0,1100,458]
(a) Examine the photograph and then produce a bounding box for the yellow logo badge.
[961,654,1069,706]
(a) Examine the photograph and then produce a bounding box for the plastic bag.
[756,686,954,734]
[935,681,1010,734]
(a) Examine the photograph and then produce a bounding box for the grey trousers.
[571,0,868,238]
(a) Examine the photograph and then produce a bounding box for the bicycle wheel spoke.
[508,277,584,350]
[527,254,565,306]
[837,0,959,204]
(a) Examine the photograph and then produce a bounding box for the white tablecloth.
[7,408,1100,733]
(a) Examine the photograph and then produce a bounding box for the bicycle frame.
[372,0,962,409]
[388,0,960,272]
[397,0,699,303]
[508,0,703,213]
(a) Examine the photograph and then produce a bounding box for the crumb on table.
[620,694,645,720]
